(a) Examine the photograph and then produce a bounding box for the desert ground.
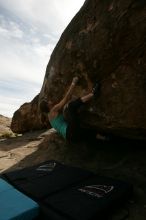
[0,115,146,220]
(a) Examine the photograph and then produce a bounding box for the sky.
[0,0,85,118]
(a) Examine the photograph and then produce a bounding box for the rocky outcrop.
[11,95,43,133]
[11,0,146,139]
[0,115,12,137]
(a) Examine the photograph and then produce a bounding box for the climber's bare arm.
[49,77,78,119]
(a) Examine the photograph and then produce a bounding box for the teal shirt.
[49,114,68,139]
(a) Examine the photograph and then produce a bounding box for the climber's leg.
[65,82,100,142]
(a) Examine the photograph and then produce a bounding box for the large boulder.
[11,0,146,139]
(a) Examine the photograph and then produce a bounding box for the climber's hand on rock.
[72,76,79,85]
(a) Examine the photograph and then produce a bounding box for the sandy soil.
[0,129,51,172]
[0,115,54,172]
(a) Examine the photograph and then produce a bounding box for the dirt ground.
[0,115,146,220]
[0,129,50,172]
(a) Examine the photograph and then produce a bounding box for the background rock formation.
[11,0,146,139]
[0,115,12,138]
[11,95,43,133]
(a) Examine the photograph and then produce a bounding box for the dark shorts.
[65,98,96,143]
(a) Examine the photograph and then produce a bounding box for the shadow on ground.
[0,130,45,152]
[3,131,146,220]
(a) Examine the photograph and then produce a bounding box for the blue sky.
[0,0,85,117]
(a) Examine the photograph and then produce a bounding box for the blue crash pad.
[0,178,39,220]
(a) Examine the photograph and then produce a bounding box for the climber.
[40,77,102,143]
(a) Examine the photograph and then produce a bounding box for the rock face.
[11,95,43,133]
[11,0,146,139]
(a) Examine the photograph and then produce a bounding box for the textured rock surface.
[11,95,43,133]
[11,0,146,139]
[0,115,12,137]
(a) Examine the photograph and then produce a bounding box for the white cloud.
[0,95,25,118]
[0,17,23,39]
[0,21,52,84]
[0,0,85,117]
[0,0,84,36]
[0,41,47,84]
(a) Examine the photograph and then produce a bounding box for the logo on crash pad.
[36,162,56,172]
[78,185,114,198]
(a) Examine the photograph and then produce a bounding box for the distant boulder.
[0,115,12,138]
[11,95,43,133]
